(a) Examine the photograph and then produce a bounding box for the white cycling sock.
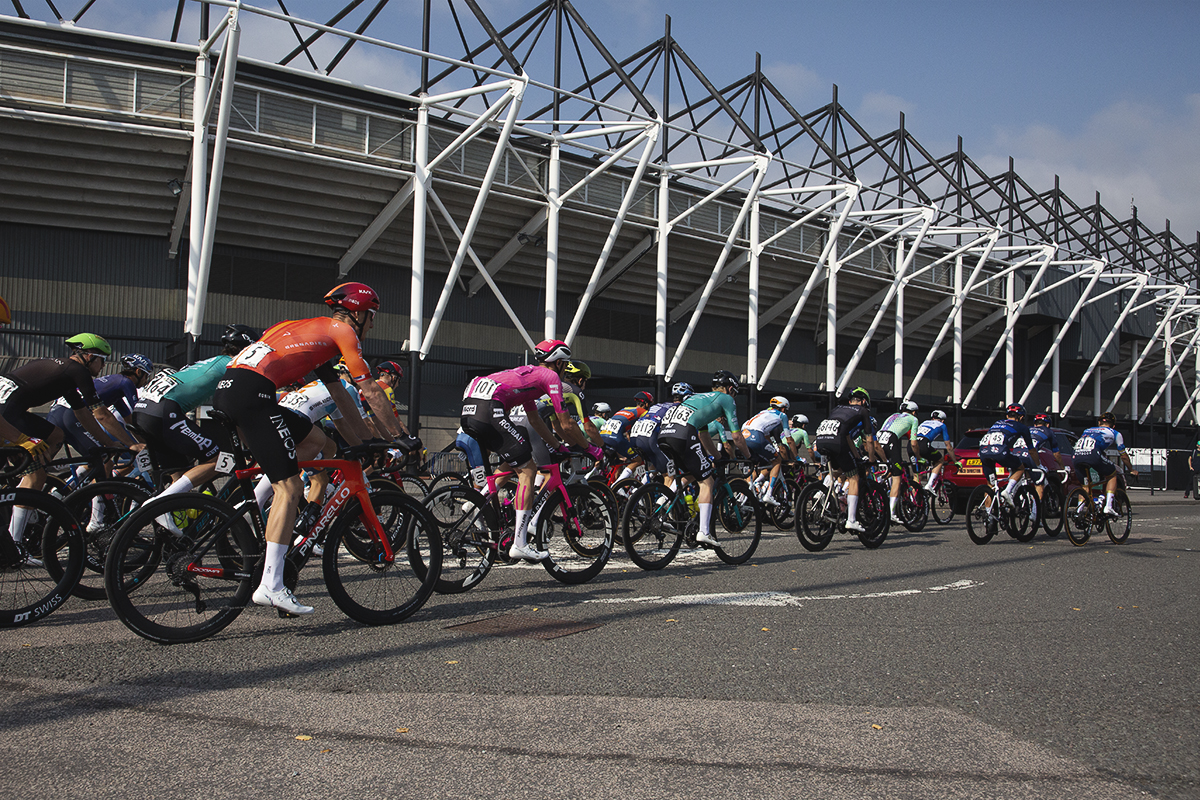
[889,496,898,514]
[698,502,713,536]
[155,475,194,500]
[618,466,634,483]
[846,494,860,523]
[254,476,274,512]
[514,508,532,549]
[9,506,30,545]
[90,494,106,524]
[260,540,288,593]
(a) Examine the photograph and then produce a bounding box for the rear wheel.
[422,484,496,594]
[900,482,928,532]
[930,480,955,524]
[323,491,441,625]
[713,480,762,565]
[1040,483,1064,537]
[965,485,997,545]
[766,478,796,530]
[856,480,890,549]
[54,480,152,600]
[620,482,683,570]
[1064,488,1093,546]
[0,489,84,629]
[1005,485,1040,543]
[796,482,836,552]
[536,486,614,584]
[428,472,470,493]
[1105,489,1132,544]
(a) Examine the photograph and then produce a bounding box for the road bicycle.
[103,413,441,644]
[1035,467,1071,537]
[880,462,928,532]
[795,464,889,551]
[619,459,762,570]
[964,471,1041,544]
[1064,470,1132,546]
[917,465,956,525]
[420,452,613,592]
[0,447,86,628]
[750,460,816,531]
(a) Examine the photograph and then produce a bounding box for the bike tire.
[901,484,928,532]
[767,478,796,530]
[421,484,496,594]
[857,480,890,549]
[52,480,152,600]
[394,473,429,500]
[103,492,257,644]
[0,488,84,628]
[713,479,762,564]
[930,481,955,524]
[1063,488,1092,546]
[796,482,835,552]
[1006,485,1040,543]
[1105,489,1132,544]
[428,472,470,492]
[323,490,441,625]
[620,482,683,570]
[1040,484,1064,537]
[537,485,614,584]
[965,484,997,545]
[608,477,641,514]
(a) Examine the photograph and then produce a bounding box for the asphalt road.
[2,491,1197,799]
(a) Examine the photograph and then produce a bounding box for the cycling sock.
[254,476,274,512]
[90,494,106,524]
[889,496,898,514]
[1104,492,1114,511]
[618,466,634,482]
[513,508,533,549]
[846,494,859,522]
[8,506,29,544]
[261,540,287,593]
[698,502,713,535]
[155,475,194,500]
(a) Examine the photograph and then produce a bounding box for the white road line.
[585,579,984,607]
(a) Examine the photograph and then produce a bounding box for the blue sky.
[20,0,1200,238]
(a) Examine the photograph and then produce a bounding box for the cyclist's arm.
[0,415,23,445]
[553,409,590,449]
[358,379,407,438]
[581,415,602,446]
[729,428,751,460]
[73,405,116,448]
[324,377,375,443]
[91,405,141,449]
[330,415,363,447]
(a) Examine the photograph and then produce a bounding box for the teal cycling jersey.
[787,428,810,450]
[679,390,740,432]
[142,355,231,413]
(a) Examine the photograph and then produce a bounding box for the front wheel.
[0,489,84,629]
[620,482,683,570]
[421,484,496,594]
[965,485,997,545]
[930,481,955,524]
[1063,488,1093,546]
[713,480,762,565]
[323,490,441,625]
[1105,489,1132,544]
[536,485,614,585]
[55,480,152,600]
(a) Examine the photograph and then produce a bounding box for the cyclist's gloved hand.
[555,443,572,456]
[392,433,421,453]
[586,444,603,461]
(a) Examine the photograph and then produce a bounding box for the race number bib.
[0,377,18,405]
[980,431,1006,447]
[661,404,693,427]
[279,391,309,412]
[214,452,237,474]
[141,371,178,403]
[877,430,896,447]
[630,417,656,438]
[231,341,273,368]
[600,417,624,435]
[815,418,840,438]
[134,449,153,474]
[1076,437,1096,453]
[466,377,500,401]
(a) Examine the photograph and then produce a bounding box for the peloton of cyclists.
[600,391,652,482]
[813,387,883,533]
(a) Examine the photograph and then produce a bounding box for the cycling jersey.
[656,392,740,481]
[630,402,675,474]
[1076,426,1124,456]
[741,408,789,438]
[600,406,644,438]
[786,427,810,454]
[660,391,740,434]
[916,419,949,442]
[277,378,365,423]
[0,357,100,441]
[463,365,565,415]
[139,355,231,413]
[814,404,874,447]
[1029,426,1060,453]
[52,374,138,420]
[977,419,1033,459]
[227,317,371,388]
[881,412,919,440]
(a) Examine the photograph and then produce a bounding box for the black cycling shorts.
[459,399,532,468]
[656,423,711,481]
[877,430,906,475]
[133,400,221,471]
[1074,454,1116,481]
[814,437,862,475]
[0,404,56,441]
[631,433,672,475]
[916,438,943,465]
[47,404,107,455]
[213,369,314,483]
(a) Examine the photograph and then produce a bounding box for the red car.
[945,427,1077,492]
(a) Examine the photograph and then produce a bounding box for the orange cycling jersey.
[227,317,371,388]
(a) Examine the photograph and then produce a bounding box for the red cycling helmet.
[534,338,571,363]
[634,391,653,405]
[1006,403,1026,418]
[324,282,380,313]
[1033,413,1050,424]
[376,360,404,378]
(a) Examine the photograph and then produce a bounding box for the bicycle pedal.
[277,608,300,619]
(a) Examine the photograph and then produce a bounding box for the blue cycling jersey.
[978,418,1033,458]
[1076,426,1124,458]
[916,419,949,441]
[1029,426,1060,453]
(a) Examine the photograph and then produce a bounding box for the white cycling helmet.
[592,402,612,416]
[902,400,918,413]
[791,414,809,427]
[931,409,946,420]
[769,395,789,411]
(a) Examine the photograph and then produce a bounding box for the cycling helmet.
[1033,413,1051,424]
[1006,403,1026,418]
[713,369,740,394]
[0,296,9,326]
[791,414,809,427]
[902,400,918,413]
[1098,411,1116,424]
[221,324,260,352]
[376,360,404,378]
[769,396,790,411]
[120,354,153,375]
[849,386,871,405]
[324,282,380,313]
[931,410,946,420]
[592,402,612,416]
[65,333,112,356]
[634,390,653,405]
[534,338,571,364]
[563,361,591,381]
[671,382,695,398]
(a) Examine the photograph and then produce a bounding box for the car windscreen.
[956,434,981,450]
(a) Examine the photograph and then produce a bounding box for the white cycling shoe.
[252,585,314,615]
[695,530,720,547]
[508,543,549,562]
[844,519,866,533]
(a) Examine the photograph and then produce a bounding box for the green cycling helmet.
[65,333,112,355]
[849,386,871,405]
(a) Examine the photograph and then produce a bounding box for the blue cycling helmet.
[671,382,694,398]
[120,354,153,375]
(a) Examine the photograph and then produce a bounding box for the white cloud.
[855,91,915,134]
[978,95,1200,237]
[762,61,824,106]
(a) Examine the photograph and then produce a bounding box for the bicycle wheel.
[323,490,441,625]
[0,489,84,629]
[856,480,890,549]
[930,481,955,524]
[620,482,684,570]
[767,478,796,530]
[1005,485,1040,543]
[965,485,997,545]
[428,472,469,492]
[1040,485,1064,537]
[53,480,152,600]
[713,480,762,565]
[796,482,836,552]
[104,493,258,644]
[608,477,641,514]
[536,485,614,584]
[1105,489,1132,544]
[900,483,928,532]
[422,484,496,594]
[394,474,428,500]
[1063,488,1092,546]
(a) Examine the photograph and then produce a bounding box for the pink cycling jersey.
[464,365,564,415]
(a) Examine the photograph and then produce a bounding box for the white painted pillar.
[1005,269,1015,405]
[655,170,670,377]
[184,51,209,348]
[748,198,760,385]
[1131,365,1138,419]
[544,140,561,340]
[953,255,963,405]
[1051,323,1060,414]
[409,100,429,355]
[894,239,905,399]
[826,222,838,391]
[1093,367,1101,417]
[1165,338,1173,422]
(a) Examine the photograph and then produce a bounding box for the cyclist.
[508,359,597,469]
[1028,413,1066,502]
[812,387,881,533]
[1,334,116,561]
[915,409,957,491]
[213,282,407,616]
[600,391,653,483]
[1074,411,1136,517]
[741,396,795,507]
[878,400,921,524]
[374,360,408,419]
[978,403,1036,510]
[47,353,150,465]
[459,339,602,561]
[656,370,751,548]
[630,382,693,481]
[135,325,259,509]
[589,402,612,433]
[562,361,602,446]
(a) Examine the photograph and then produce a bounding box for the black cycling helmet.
[221,324,260,353]
[712,369,740,394]
[1006,403,1026,418]
[1098,411,1117,424]
[849,386,871,405]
